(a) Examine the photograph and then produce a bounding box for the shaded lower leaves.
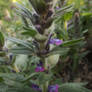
[59,83,91,92]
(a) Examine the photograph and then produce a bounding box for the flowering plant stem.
[42,81,49,92]
[38,38,49,92]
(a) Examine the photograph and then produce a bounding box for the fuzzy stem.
[42,58,49,92]
[38,36,49,92]
[41,81,48,92]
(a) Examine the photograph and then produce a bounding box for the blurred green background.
[0,0,91,35]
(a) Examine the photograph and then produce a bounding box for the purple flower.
[56,6,60,9]
[50,39,63,46]
[48,84,59,92]
[32,84,42,92]
[35,62,45,72]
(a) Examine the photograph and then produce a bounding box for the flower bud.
[35,62,45,72]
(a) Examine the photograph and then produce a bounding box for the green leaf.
[82,12,92,17]
[22,72,39,82]
[0,81,37,92]
[0,73,25,83]
[0,51,6,56]
[7,37,34,50]
[8,46,33,55]
[22,27,37,37]
[53,79,63,85]
[59,83,91,92]
[0,65,11,72]
[56,4,73,14]
[61,38,84,47]
[21,16,29,27]
[0,32,4,48]
[82,29,88,34]
[16,3,34,23]
[54,4,73,18]
[0,57,6,63]
[0,84,8,92]
[29,56,40,64]
[7,86,37,92]
[46,47,69,56]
